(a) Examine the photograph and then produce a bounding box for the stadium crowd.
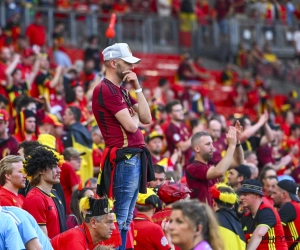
[0,1,300,250]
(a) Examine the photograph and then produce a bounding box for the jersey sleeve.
[24,195,47,225]
[165,125,181,145]
[256,207,277,229]
[102,87,128,115]
[3,215,25,250]
[151,225,171,250]
[278,202,297,225]
[16,215,38,245]
[187,164,210,180]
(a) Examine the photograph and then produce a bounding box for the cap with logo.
[277,180,300,202]
[102,43,141,64]
[0,109,9,122]
[42,114,63,127]
[237,179,264,196]
[136,188,161,208]
[63,147,86,160]
[146,131,164,143]
[158,181,191,204]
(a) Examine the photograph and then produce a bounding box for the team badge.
[173,134,180,141]
[161,236,168,246]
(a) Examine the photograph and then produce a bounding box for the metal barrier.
[0,5,298,58]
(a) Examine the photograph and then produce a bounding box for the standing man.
[92,43,154,249]
[23,146,66,239]
[0,155,26,207]
[272,180,300,249]
[165,100,198,168]
[186,124,244,207]
[238,179,288,250]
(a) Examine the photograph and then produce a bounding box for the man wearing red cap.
[25,13,46,47]
[134,188,173,250]
[153,181,191,226]
[0,109,18,158]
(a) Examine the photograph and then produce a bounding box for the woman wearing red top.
[65,80,90,124]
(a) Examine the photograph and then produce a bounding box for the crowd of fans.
[0,1,299,250]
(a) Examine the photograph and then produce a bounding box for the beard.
[116,64,126,81]
[201,152,213,162]
[152,149,161,155]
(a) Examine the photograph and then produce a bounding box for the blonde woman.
[168,199,224,250]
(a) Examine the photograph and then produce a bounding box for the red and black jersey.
[241,202,288,250]
[0,135,19,159]
[279,201,300,249]
[30,72,54,102]
[6,81,29,116]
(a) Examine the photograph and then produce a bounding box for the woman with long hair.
[168,199,224,250]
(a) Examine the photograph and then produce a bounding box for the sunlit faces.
[25,117,36,134]
[115,59,134,81]
[6,161,27,188]
[41,165,61,185]
[69,156,82,171]
[75,85,84,102]
[271,185,283,208]
[239,192,258,209]
[63,108,74,126]
[170,104,184,122]
[263,177,278,197]
[169,210,199,248]
[147,137,163,155]
[195,135,214,162]
[93,213,116,240]
[208,120,222,140]
[0,120,8,135]
[227,169,240,188]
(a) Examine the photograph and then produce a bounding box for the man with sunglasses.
[92,43,154,250]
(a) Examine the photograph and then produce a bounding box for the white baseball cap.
[102,43,141,64]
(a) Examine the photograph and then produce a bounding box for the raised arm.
[5,54,21,88]
[231,120,244,168]
[49,65,63,88]
[206,127,237,180]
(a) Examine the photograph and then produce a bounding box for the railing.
[1,5,298,59]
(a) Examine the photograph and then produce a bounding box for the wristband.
[134,88,143,93]
[236,143,241,147]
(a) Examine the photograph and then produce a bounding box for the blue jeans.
[113,155,141,250]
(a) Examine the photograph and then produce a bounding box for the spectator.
[262,175,278,205]
[0,109,18,158]
[153,77,170,104]
[186,125,244,207]
[0,47,12,88]
[215,0,232,37]
[148,164,167,191]
[146,131,181,173]
[52,22,72,68]
[51,197,116,250]
[92,43,153,250]
[227,164,251,191]
[4,9,21,43]
[84,177,98,195]
[208,119,227,163]
[23,146,67,239]
[112,0,130,15]
[1,205,53,249]
[133,188,172,250]
[84,35,101,72]
[0,209,25,249]
[60,147,83,215]
[67,188,94,229]
[211,183,246,250]
[62,106,93,183]
[25,12,46,47]
[0,155,26,207]
[14,109,38,142]
[238,179,288,249]
[244,150,259,166]
[165,100,198,168]
[168,200,224,249]
[272,180,300,249]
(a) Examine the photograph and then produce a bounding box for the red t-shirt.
[92,78,144,148]
[60,162,79,215]
[186,160,218,207]
[165,122,193,167]
[0,187,24,208]
[51,222,96,250]
[23,187,60,239]
[25,24,46,47]
[133,213,171,250]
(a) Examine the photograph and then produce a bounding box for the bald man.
[208,119,227,163]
